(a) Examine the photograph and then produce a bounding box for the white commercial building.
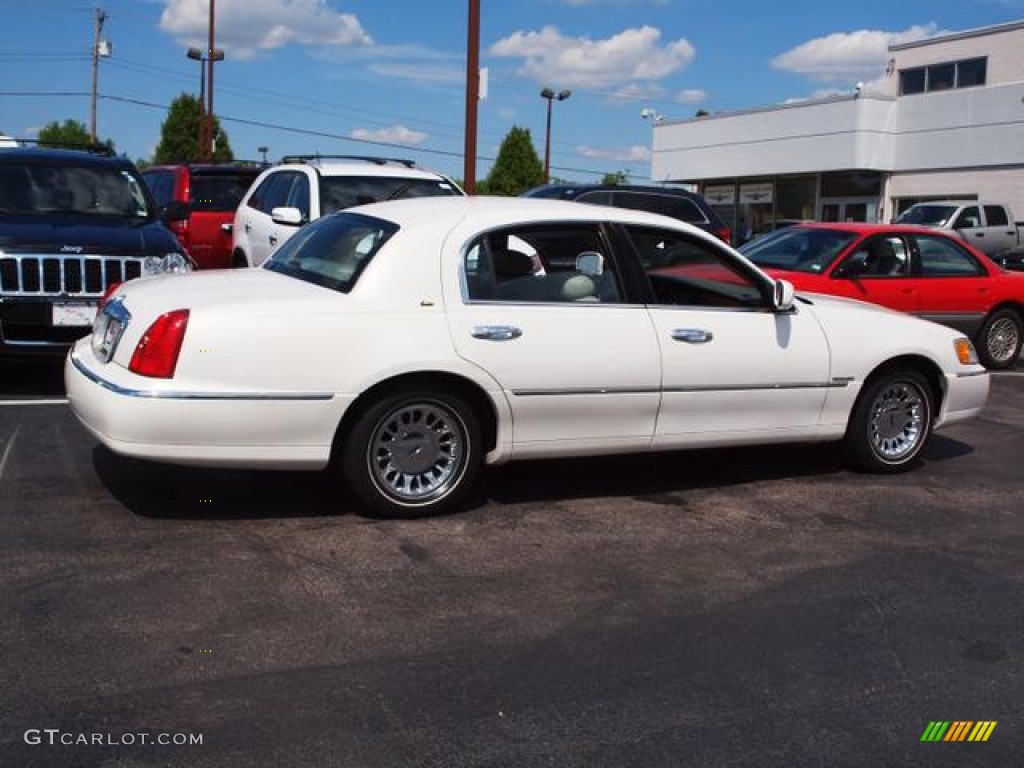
[650,20,1024,241]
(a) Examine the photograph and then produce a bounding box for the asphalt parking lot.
[2,358,1022,767]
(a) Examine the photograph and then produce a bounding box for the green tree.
[483,126,543,196]
[153,93,234,164]
[601,170,629,186]
[37,119,114,152]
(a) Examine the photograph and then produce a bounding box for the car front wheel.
[975,308,1022,370]
[341,390,482,517]
[845,369,933,473]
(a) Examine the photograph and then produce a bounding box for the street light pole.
[540,88,571,184]
[187,48,207,160]
[207,0,217,160]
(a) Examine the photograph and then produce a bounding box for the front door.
[619,224,832,444]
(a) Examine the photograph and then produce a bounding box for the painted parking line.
[0,425,20,480]
[0,399,70,406]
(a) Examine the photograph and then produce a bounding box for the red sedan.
[740,223,1024,369]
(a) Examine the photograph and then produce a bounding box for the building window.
[956,57,987,87]
[900,68,926,95]
[899,57,987,96]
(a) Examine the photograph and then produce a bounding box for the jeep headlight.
[143,252,191,276]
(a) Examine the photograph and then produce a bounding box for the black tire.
[845,369,933,473]
[231,250,249,269]
[341,390,482,518]
[975,308,1023,370]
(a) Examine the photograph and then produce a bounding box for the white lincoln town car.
[66,197,990,517]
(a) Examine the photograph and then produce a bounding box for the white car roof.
[349,195,714,239]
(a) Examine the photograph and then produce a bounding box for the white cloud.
[490,25,695,89]
[350,125,427,145]
[577,144,652,162]
[674,88,706,104]
[771,23,947,82]
[160,0,372,59]
[608,82,667,104]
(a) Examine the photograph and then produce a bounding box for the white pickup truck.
[894,201,1023,259]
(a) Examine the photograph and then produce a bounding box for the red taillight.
[129,309,190,378]
[717,227,732,245]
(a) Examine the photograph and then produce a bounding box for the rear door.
[187,169,260,269]
[983,205,1018,255]
[909,232,994,335]
[445,221,662,455]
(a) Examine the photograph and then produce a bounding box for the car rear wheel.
[341,390,482,517]
[231,250,249,269]
[845,369,933,473]
[975,308,1022,370]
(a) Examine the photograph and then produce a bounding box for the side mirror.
[271,206,304,226]
[161,201,191,223]
[772,279,795,312]
[576,251,605,276]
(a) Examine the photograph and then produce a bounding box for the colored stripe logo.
[921,721,997,742]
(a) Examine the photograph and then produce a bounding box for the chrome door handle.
[672,328,713,344]
[244,222,251,233]
[471,325,522,341]
[269,234,278,246]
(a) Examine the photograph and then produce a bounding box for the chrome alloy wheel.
[986,316,1021,366]
[367,400,467,505]
[867,380,926,462]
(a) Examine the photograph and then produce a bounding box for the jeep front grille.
[0,255,144,297]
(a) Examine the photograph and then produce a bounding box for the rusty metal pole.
[463,0,479,194]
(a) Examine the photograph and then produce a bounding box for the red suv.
[143,164,262,269]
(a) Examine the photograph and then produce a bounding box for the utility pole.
[90,7,108,143]
[463,0,479,194]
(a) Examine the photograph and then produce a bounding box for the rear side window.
[190,172,259,212]
[612,191,709,224]
[984,205,1009,227]
[916,235,985,277]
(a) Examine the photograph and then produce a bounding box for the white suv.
[231,155,463,267]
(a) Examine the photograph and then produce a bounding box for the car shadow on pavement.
[93,433,976,521]
[478,434,975,507]
[92,446,355,522]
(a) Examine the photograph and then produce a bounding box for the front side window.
[626,225,766,308]
[836,236,909,278]
[740,227,857,274]
[954,206,981,229]
[463,223,622,304]
[916,235,984,277]
[264,212,398,292]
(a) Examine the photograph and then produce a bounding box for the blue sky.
[2,0,1022,182]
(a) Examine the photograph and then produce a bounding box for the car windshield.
[894,205,958,226]
[0,161,152,217]
[320,175,459,214]
[739,227,858,273]
[264,211,398,293]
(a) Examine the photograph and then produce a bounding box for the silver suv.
[232,155,463,267]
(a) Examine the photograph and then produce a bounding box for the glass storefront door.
[819,198,877,223]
